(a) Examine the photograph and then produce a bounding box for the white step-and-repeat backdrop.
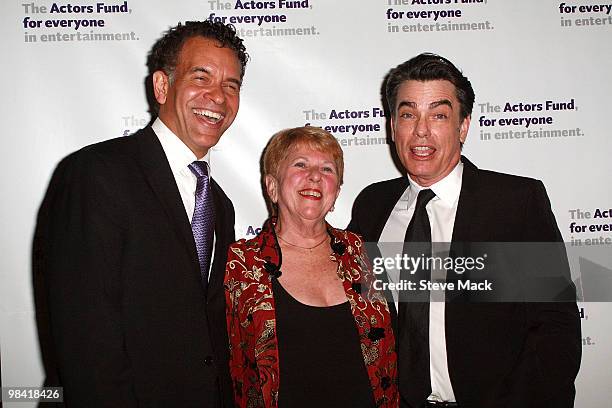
[1,0,611,406]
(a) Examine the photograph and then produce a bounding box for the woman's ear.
[264,174,278,203]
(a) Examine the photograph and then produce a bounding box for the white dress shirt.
[379,162,463,402]
[152,118,215,278]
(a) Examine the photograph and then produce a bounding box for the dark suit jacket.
[348,156,581,408]
[37,126,235,407]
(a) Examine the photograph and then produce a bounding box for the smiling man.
[348,54,581,408]
[38,21,247,407]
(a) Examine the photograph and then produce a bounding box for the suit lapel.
[207,178,232,298]
[371,177,410,324]
[372,177,410,241]
[135,127,200,272]
[448,156,482,305]
[451,156,480,244]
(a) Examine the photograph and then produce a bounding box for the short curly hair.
[147,20,249,81]
[263,126,344,184]
[262,126,344,216]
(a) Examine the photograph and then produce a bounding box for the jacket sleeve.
[39,152,138,407]
[347,187,367,236]
[524,180,582,405]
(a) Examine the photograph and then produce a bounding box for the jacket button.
[203,356,214,366]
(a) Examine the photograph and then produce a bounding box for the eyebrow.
[430,99,453,109]
[191,66,242,87]
[292,155,335,165]
[397,99,453,110]
[397,101,417,110]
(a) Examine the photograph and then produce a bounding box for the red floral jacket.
[224,219,398,408]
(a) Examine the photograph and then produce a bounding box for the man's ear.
[459,114,471,144]
[390,115,396,143]
[153,70,169,105]
[264,174,278,203]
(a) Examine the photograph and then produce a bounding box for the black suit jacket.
[348,156,581,408]
[37,126,235,407]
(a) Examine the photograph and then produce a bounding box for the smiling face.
[391,79,470,187]
[265,144,340,224]
[153,36,242,158]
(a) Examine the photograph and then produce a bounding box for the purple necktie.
[189,161,215,291]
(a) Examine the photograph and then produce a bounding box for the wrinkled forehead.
[393,80,461,116]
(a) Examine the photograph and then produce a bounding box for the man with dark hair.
[349,53,581,407]
[38,21,247,407]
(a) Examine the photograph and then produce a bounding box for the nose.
[205,83,225,105]
[415,115,429,138]
[308,168,322,182]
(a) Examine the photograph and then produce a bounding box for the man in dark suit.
[37,21,247,407]
[349,54,581,408]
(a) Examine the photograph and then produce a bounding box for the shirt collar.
[403,162,463,209]
[152,117,211,175]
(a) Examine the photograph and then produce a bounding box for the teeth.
[412,146,433,156]
[299,190,321,198]
[193,109,223,123]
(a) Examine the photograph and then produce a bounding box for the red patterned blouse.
[224,218,398,408]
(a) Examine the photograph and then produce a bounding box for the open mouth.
[411,146,435,158]
[193,108,224,124]
[298,189,322,199]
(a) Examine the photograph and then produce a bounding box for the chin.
[192,137,221,154]
[297,211,327,222]
[409,164,438,177]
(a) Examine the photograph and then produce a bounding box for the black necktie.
[398,188,436,407]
